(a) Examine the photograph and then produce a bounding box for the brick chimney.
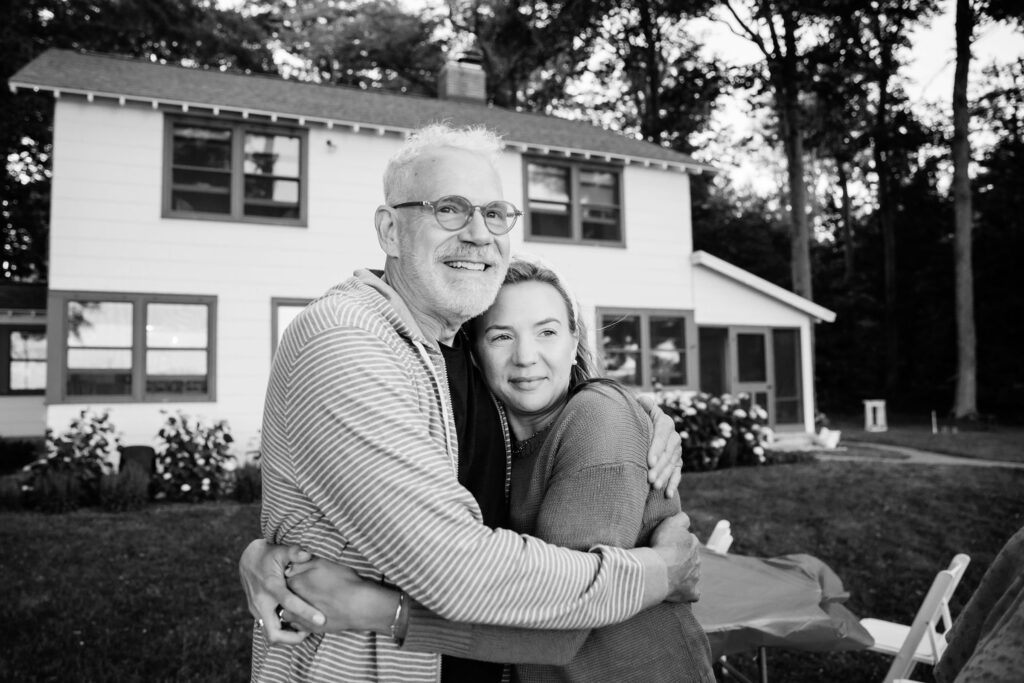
[438,49,486,103]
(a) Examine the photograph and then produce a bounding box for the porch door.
[730,327,773,424]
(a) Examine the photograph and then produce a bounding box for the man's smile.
[445,260,489,271]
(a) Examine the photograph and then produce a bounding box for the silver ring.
[256,618,264,628]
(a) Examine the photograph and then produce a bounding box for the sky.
[686,0,1024,192]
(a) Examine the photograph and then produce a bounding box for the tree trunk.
[952,0,977,418]
[871,12,899,395]
[778,14,812,301]
[837,160,855,284]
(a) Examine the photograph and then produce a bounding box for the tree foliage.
[1,0,276,282]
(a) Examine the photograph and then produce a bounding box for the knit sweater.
[252,272,650,682]
[404,381,715,682]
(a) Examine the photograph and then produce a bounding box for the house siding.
[0,396,46,438]
[46,101,408,449]
[41,92,823,449]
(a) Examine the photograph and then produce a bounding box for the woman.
[284,258,714,681]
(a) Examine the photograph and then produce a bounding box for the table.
[692,547,874,681]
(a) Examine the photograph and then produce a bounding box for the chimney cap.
[456,47,483,66]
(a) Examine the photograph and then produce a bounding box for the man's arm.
[275,385,700,662]
[260,322,684,635]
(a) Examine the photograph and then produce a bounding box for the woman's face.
[475,280,578,435]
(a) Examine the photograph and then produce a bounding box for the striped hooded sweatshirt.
[252,270,648,682]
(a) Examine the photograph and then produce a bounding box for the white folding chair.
[706,519,734,554]
[860,553,971,683]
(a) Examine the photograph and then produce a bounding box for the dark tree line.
[3,0,1023,420]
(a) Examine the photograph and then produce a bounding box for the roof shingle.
[9,49,713,173]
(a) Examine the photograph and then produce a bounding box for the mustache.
[437,246,502,264]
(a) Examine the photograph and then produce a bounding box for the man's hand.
[282,558,400,635]
[239,539,324,645]
[649,512,701,603]
[637,394,683,498]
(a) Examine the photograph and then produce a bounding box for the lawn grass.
[3,455,1022,682]
[682,454,1024,682]
[0,502,261,682]
[828,415,1024,464]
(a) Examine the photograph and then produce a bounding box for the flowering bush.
[655,391,773,471]
[152,411,235,502]
[24,409,122,511]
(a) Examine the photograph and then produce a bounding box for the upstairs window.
[525,160,623,245]
[165,118,306,225]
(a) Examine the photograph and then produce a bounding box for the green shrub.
[656,391,773,471]
[0,473,27,510]
[229,462,262,503]
[153,411,235,502]
[28,470,82,513]
[24,409,120,510]
[99,466,151,512]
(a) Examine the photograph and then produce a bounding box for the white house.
[8,48,834,454]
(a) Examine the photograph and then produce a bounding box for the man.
[243,124,700,682]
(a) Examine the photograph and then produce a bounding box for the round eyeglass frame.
[391,195,523,235]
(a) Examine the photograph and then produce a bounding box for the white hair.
[383,123,505,204]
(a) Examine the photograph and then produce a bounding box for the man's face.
[391,147,511,324]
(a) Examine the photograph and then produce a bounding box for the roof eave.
[691,250,837,323]
[8,79,717,176]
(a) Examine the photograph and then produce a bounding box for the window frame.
[271,297,313,358]
[595,308,697,391]
[1,324,47,396]
[522,157,625,247]
[162,115,309,227]
[46,290,217,404]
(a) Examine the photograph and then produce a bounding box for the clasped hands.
[240,512,701,646]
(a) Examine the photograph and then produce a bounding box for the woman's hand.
[649,512,701,603]
[637,395,683,498]
[239,539,323,645]
[283,558,402,635]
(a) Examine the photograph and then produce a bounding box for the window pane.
[173,126,232,169]
[147,303,208,348]
[146,350,208,375]
[601,315,642,385]
[580,170,618,206]
[172,189,231,214]
[146,377,209,395]
[530,211,572,238]
[68,349,132,369]
[10,361,46,391]
[528,164,570,202]
[244,177,299,204]
[649,316,686,385]
[67,371,133,396]
[698,327,728,396]
[67,302,133,348]
[737,333,767,382]
[582,210,622,241]
[276,305,306,345]
[245,134,300,177]
[10,331,46,360]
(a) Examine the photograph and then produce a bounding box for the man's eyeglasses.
[391,195,523,235]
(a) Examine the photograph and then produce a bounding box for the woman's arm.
[275,384,690,663]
